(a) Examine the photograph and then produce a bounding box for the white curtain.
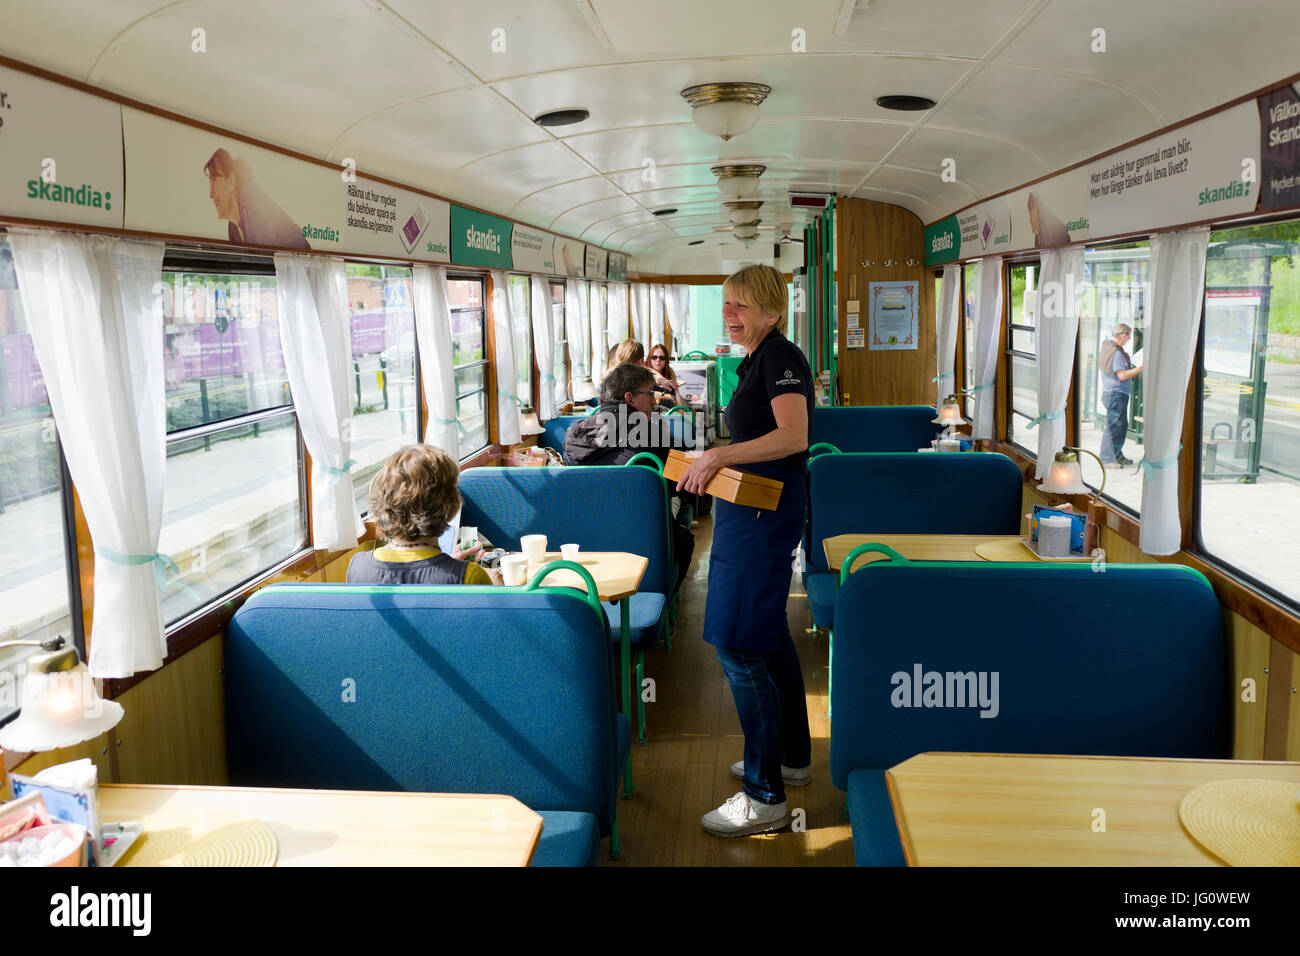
[530,276,558,420]
[274,253,364,552]
[11,230,166,678]
[413,265,460,460]
[566,278,590,390]
[609,283,629,349]
[589,283,606,382]
[631,283,646,347]
[970,256,1004,439]
[1031,246,1086,478]
[935,263,960,408]
[665,284,687,340]
[490,271,521,445]
[1139,227,1210,555]
[650,284,665,349]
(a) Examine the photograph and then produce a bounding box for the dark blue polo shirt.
[724,330,814,475]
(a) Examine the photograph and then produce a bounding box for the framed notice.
[868,281,918,350]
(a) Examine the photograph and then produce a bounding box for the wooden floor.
[599,512,856,866]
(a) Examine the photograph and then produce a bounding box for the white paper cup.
[1038,515,1072,558]
[501,554,529,586]
[521,534,548,564]
[561,543,580,562]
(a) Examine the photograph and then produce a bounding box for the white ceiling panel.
[861,164,979,210]
[0,0,164,79]
[997,0,1300,126]
[88,0,469,157]
[590,0,845,55]
[510,177,625,223]
[818,0,1042,59]
[442,141,599,208]
[881,125,1042,200]
[332,87,549,191]
[927,65,1152,175]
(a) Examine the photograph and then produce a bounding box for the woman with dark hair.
[204,148,311,249]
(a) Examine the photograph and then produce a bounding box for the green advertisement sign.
[924,215,960,267]
[451,205,513,269]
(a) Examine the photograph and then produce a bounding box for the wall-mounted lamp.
[519,404,546,436]
[0,637,124,753]
[1036,447,1106,551]
[571,376,597,402]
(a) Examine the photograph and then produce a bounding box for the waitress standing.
[676,264,813,836]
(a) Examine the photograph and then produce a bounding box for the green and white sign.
[924,216,960,266]
[0,65,124,228]
[451,205,513,269]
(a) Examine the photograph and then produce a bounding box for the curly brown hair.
[368,444,461,542]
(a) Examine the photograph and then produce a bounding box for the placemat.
[120,810,278,867]
[1179,778,1300,866]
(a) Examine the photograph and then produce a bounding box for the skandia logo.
[26,180,111,210]
[50,887,151,936]
[466,225,502,253]
[930,232,954,253]
[1198,179,1251,206]
[890,663,999,718]
[1065,217,1089,231]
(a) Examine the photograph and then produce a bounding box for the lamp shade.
[932,395,963,426]
[718,177,759,201]
[733,224,759,241]
[519,405,545,436]
[691,100,760,141]
[0,660,123,752]
[1037,451,1090,495]
[572,376,597,402]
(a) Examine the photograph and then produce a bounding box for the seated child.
[347,444,500,585]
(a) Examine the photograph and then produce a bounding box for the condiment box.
[663,449,783,511]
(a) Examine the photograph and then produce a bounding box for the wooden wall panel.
[1287,647,1300,761]
[1229,616,1272,760]
[7,735,113,798]
[834,198,934,406]
[114,634,227,785]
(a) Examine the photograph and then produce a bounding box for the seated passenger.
[347,444,499,586]
[565,363,695,592]
[611,338,681,407]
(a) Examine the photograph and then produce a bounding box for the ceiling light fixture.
[733,224,760,241]
[534,108,591,127]
[875,94,936,112]
[725,200,763,226]
[681,82,771,141]
[712,164,766,202]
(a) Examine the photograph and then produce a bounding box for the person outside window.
[1098,323,1142,466]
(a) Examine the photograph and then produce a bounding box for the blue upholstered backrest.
[459,466,672,594]
[828,563,1229,790]
[539,415,586,452]
[806,453,1023,574]
[810,406,941,453]
[226,585,619,832]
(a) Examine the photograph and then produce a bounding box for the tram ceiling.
[2,0,1298,261]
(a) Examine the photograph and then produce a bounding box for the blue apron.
[702,462,807,652]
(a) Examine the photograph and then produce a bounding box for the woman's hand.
[451,544,483,561]
[675,448,724,495]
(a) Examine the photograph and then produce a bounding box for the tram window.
[507,274,534,410]
[1196,219,1300,607]
[448,276,488,456]
[159,261,306,625]
[1076,242,1150,514]
[1006,263,1040,451]
[344,264,419,516]
[550,281,569,404]
[963,263,979,418]
[0,235,78,718]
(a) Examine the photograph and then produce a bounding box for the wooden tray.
[663,449,783,511]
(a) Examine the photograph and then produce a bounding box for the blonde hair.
[723,264,788,334]
[368,444,461,542]
[612,339,644,366]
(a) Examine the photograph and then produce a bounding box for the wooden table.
[528,551,649,765]
[886,752,1300,866]
[823,533,1095,571]
[99,784,543,866]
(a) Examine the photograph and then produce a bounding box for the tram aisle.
[599,512,856,866]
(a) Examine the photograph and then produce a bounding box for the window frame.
[1005,258,1041,456]
[446,272,490,459]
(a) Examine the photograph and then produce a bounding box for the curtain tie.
[431,416,468,438]
[322,459,356,484]
[95,547,179,592]
[961,382,995,395]
[1136,446,1182,476]
[930,372,953,383]
[1025,410,1064,429]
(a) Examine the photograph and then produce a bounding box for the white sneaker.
[730,760,811,787]
[701,791,790,837]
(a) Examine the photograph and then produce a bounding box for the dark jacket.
[564,402,690,466]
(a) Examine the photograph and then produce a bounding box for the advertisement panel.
[450,204,512,269]
[123,108,342,251]
[607,251,628,281]
[510,223,554,273]
[555,237,585,276]
[345,176,449,262]
[584,245,608,279]
[0,65,124,228]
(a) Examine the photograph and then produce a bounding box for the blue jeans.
[1100,390,1130,462]
[715,632,812,805]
